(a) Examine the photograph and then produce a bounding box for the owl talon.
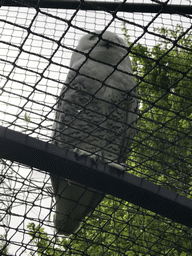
[108,162,127,171]
[73,148,91,158]
[74,148,99,166]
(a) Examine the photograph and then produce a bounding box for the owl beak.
[105,42,112,49]
[100,41,112,49]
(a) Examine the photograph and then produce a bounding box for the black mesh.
[0,1,192,255]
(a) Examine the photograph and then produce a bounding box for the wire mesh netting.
[0,0,192,255]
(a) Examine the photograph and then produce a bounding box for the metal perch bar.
[0,125,192,228]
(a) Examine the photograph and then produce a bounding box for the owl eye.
[89,35,98,40]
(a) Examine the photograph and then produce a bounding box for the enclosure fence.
[0,0,192,255]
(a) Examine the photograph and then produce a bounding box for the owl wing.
[119,85,138,163]
[51,69,105,236]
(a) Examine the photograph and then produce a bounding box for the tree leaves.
[123,25,192,194]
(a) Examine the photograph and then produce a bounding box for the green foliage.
[27,223,68,255]
[123,24,192,195]
[0,234,9,255]
[27,25,192,255]
[24,112,31,123]
[27,197,192,255]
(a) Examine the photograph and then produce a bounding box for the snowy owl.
[51,31,138,236]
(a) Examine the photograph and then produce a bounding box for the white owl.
[51,31,138,236]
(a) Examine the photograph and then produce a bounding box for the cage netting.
[0,0,192,255]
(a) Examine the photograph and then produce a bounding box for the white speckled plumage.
[51,31,138,236]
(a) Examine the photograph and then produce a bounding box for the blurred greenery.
[0,234,9,255]
[125,24,192,196]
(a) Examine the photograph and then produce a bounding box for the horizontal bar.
[1,0,192,14]
[0,125,192,227]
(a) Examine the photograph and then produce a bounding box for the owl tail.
[51,177,104,236]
